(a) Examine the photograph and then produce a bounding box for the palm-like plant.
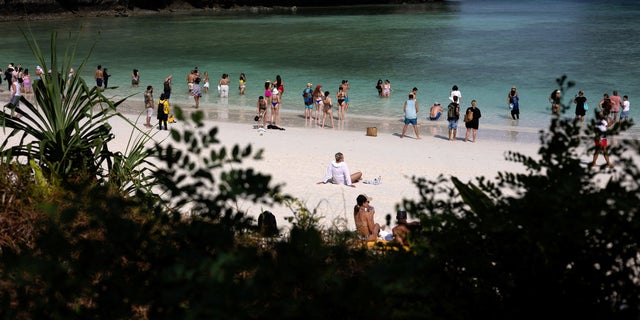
[0,31,154,191]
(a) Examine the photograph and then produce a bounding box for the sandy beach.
[0,92,563,233]
[101,99,546,233]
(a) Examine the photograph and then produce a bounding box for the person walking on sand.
[144,85,154,128]
[192,77,202,109]
[592,111,613,168]
[302,82,314,123]
[354,194,381,242]
[317,152,362,187]
[508,86,520,120]
[94,65,103,90]
[401,93,421,139]
[102,67,110,89]
[447,95,461,141]
[321,90,335,129]
[464,99,482,142]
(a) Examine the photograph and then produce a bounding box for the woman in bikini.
[239,73,247,95]
[336,86,346,121]
[270,87,281,126]
[321,91,334,129]
[312,85,324,123]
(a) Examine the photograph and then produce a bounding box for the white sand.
[103,106,543,233]
[1,93,545,232]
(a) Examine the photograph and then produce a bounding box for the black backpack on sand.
[258,211,278,237]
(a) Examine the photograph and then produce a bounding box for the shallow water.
[1,0,638,138]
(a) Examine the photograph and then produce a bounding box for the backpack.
[447,103,458,120]
[258,211,278,237]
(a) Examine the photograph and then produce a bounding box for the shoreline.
[0,89,629,232]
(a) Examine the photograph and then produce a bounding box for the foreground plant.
[0,30,153,192]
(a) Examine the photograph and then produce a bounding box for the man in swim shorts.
[94,65,103,90]
[429,101,443,121]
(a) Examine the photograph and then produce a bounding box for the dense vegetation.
[1,33,639,319]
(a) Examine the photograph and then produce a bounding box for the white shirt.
[322,161,352,185]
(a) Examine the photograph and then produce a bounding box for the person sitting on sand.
[429,101,444,121]
[317,152,362,187]
[392,210,421,246]
[354,194,381,241]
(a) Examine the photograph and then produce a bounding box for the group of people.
[93,65,141,90]
[254,76,285,127]
[400,85,482,142]
[354,193,420,246]
[300,80,351,128]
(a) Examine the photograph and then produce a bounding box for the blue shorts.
[448,119,459,130]
[429,112,441,121]
[305,104,314,109]
[620,110,630,119]
[404,118,417,125]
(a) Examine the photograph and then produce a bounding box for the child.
[620,95,630,123]
[256,96,267,128]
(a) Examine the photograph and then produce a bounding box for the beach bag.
[464,109,473,122]
[258,211,278,237]
[584,102,589,111]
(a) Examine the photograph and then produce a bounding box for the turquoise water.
[1,0,639,135]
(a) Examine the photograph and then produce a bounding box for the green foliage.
[2,31,639,318]
[0,31,155,192]
[399,75,640,318]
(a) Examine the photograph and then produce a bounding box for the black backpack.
[258,211,278,237]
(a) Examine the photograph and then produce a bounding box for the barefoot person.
[401,93,421,139]
[592,111,613,168]
[464,99,482,142]
[144,85,154,128]
[317,152,362,187]
[321,91,335,129]
[354,194,381,241]
[429,101,444,121]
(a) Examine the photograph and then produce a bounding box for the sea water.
[1,0,638,137]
